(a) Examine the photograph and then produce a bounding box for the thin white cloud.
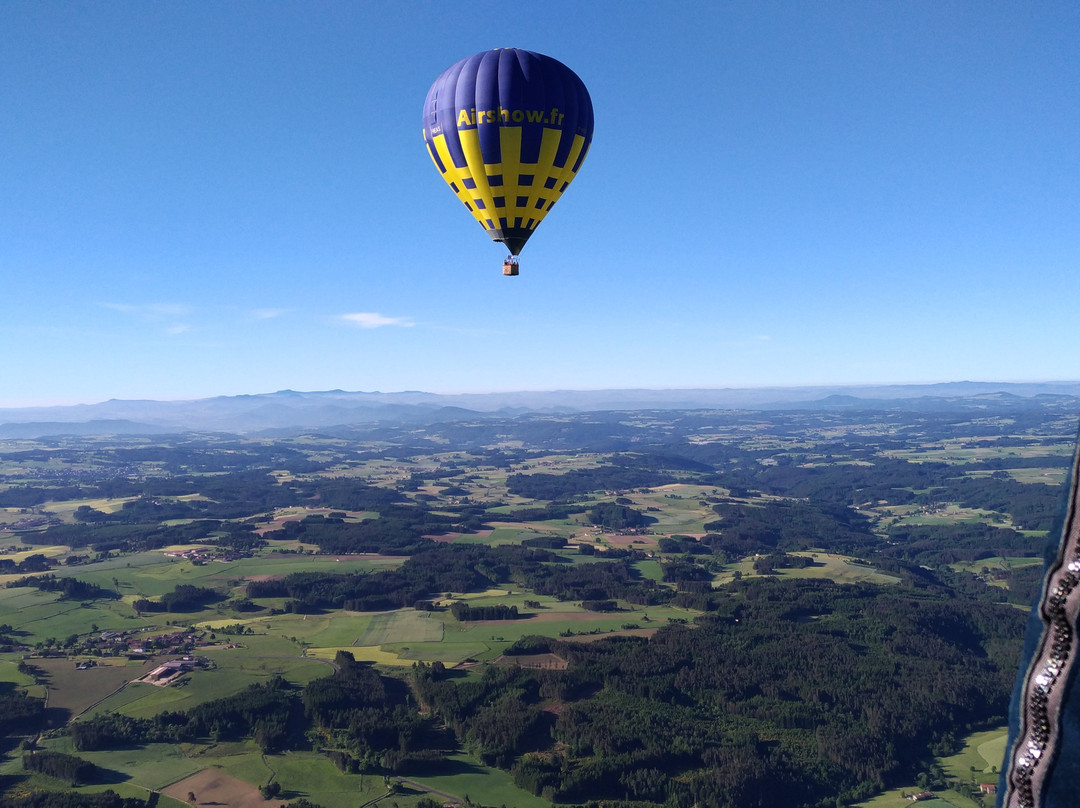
[340,312,415,329]
[249,308,288,320]
[99,302,193,336]
[101,302,191,318]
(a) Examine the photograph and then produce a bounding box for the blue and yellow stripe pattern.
[422,49,594,255]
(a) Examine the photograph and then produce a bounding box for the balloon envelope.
[422,49,593,255]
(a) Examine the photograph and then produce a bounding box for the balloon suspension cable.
[502,255,520,276]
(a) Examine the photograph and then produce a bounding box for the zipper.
[1003,439,1080,808]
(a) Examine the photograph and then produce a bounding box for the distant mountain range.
[2,382,1080,439]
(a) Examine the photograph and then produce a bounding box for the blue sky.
[2,1,1077,407]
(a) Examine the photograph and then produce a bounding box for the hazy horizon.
[5,378,1080,415]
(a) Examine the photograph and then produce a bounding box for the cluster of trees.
[0,485,93,508]
[71,676,295,753]
[507,464,677,500]
[939,475,1063,531]
[752,552,815,574]
[729,453,1065,532]
[22,751,96,785]
[521,535,568,549]
[303,652,445,774]
[247,545,504,612]
[587,502,650,530]
[501,504,584,523]
[748,457,944,507]
[67,651,451,780]
[20,521,216,554]
[999,563,1047,607]
[524,556,668,606]
[658,535,711,556]
[580,599,619,612]
[66,472,300,523]
[449,602,520,621]
[245,543,668,614]
[663,558,717,585]
[6,575,117,601]
[293,478,405,510]
[0,554,54,575]
[263,509,451,555]
[412,662,557,770]
[3,792,148,808]
[0,689,44,741]
[133,584,221,614]
[704,499,877,556]
[884,522,1043,564]
[258,781,282,799]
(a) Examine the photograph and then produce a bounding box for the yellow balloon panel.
[427,127,590,247]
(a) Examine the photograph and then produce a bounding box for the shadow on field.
[391,755,488,800]
[0,773,28,797]
[432,756,486,777]
[92,765,131,785]
[43,705,72,729]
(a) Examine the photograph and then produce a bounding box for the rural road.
[395,777,462,804]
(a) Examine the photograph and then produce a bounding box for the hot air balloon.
[422,49,594,275]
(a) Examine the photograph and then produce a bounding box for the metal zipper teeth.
[1004,456,1080,808]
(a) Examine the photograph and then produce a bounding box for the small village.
[22,626,232,670]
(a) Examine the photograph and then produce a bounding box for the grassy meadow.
[714,551,902,586]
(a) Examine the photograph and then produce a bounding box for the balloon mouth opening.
[491,229,531,256]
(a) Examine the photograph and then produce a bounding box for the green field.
[79,635,332,719]
[897,504,1016,528]
[0,659,35,688]
[634,558,665,581]
[965,467,1067,485]
[55,739,206,790]
[456,526,550,544]
[402,752,550,808]
[199,611,377,645]
[0,586,151,643]
[882,441,1075,465]
[611,483,721,533]
[716,551,902,586]
[938,727,1007,781]
[23,742,551,808]
[43,497,136,521]
[857,796,959,808]
[355,610,444,645]
[0,547,412,646]
[854,725,1006,808]
[949,557,1043,575]
[55,550,402,599]
[292,599,698,666]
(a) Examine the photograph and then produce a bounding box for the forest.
[0,396,1076,807]
[47,571,1023,807]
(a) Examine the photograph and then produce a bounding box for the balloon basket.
[502,257,519,276]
